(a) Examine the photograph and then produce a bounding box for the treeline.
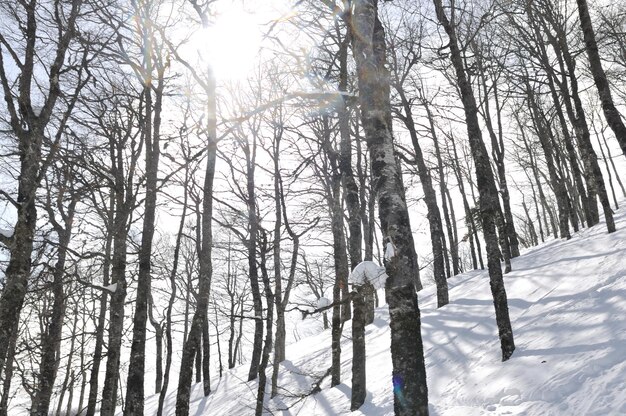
[0,0,624,415]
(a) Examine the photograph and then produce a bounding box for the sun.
[190,6,264,81]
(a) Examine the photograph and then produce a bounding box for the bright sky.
[187,1,294,81]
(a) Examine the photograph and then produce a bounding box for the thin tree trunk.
[176,68,217,416]
[255,235,274,416]
[125,68,164,413]
[86,192,113,416]
[474,53,520,258]
[31,194,77,416]
[526,84,571,240]
[434,0,515,361]
[545,10,615,232]
[399,90,448,306]
[450,138,484,270]
[100,163,131,416]
[148,296,164,394]
[428,115,458,276]
[576,0,626,156]
[55,299,79,416]
[598,124,626,198]
[156,160,189,416]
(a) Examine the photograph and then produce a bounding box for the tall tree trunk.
[255,235,274,416]
[329,153,349,385]
[526,84,571,240]
[576,0,626,157]
[245,136,263,383]
[428,116,457,276]
[156,162,189,416]
[526,4,595,227]
[86,192,114,416]
[398,89,448,306]
[271,132,304,397]
[100,167,131,416]
[434,0,515,361]
[31,194,78,416]
[541,8,616,233]
[125,73,164,415]
[176,68,217,416]
[350,2,428,414]
[450,138,484,270]
[351,285,366,411]
[474,53,520,258]
[0,0,82,381]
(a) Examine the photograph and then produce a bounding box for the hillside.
[145,205,626,416]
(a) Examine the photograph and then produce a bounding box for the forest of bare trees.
[0,0,624,415]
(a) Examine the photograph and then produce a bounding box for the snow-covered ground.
[143,205,626,415]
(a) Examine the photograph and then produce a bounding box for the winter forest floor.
[141,204,626,416]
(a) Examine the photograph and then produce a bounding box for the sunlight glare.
[192,7,264,81]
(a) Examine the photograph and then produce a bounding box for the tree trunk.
[350,2,428,414]
[351,286,366,411]
[31,194,77,416]
[0,0,82,382]
[526,84,571,240]
[450,138,484,270]
[576,0,626,157]
[429,118,457,277]
[100,187,130,416]
[86,192,114,416]
[125,74,163,415]
[255,235,274,416]
[329,165,348,385]
[0,320,19,416]
[148,297,164,394]
[434,0,515,361]
[156,162,189,416]
[176,68,217,416]
[243,127,264,383]
[474,53,520,258]
[399,89,448,306]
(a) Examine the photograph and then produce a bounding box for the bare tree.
[350,1,428,414]
[433,0,515,361]
[0,0,86,388]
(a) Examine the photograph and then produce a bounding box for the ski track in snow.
[136,204,626,415]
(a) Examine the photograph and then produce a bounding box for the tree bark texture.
[399,90,448,307]
[351,286,366,411]
[434,0,515,361]
[576,0,626,157]
[31,194,78,416]
[176,70,217,416]
[125,71,163,416]
[0,0,82,383]
[350,1,428,414]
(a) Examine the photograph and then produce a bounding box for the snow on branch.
[0,227,14,249]
[348,261,388,290]
[76,277,118,294]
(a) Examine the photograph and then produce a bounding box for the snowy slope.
[146,205,626,416]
